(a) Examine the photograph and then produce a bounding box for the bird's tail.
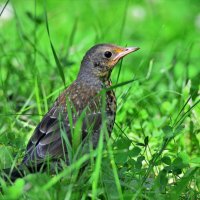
[1,163,46,182]
[1,165,28,182]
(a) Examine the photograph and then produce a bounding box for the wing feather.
[22,82,103,165]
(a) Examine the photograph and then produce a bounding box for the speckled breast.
[105,81,117,135]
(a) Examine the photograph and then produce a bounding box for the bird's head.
[78,44,139,82]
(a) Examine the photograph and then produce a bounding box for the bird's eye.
[104,51,112,58]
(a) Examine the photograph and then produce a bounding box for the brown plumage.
[3,43,139,180]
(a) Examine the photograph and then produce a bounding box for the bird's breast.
[105,81,117,135]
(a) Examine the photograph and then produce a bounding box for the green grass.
[0,0,200,199]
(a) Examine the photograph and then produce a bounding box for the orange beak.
[113,47,140,62]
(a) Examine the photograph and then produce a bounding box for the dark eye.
[104,51,112,58]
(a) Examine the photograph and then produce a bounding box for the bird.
[2,43,139,181]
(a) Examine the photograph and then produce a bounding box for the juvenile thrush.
[3,44,139,180]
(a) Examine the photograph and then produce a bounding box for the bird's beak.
[113,47,140,62]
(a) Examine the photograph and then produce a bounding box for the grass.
[0,0,200,199]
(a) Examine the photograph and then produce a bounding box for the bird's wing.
[22,82,103,165]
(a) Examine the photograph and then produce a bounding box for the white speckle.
[0,3,13,27]
[83,129,88,133]
[129,5,146,21]
[195,13,200,30]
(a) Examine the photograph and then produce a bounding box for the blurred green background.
[0,0,199,199]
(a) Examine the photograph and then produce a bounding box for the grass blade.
[34,76,42,121]
[166,168,198,200]
[44,7,66,86]
[0,0,9,17]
